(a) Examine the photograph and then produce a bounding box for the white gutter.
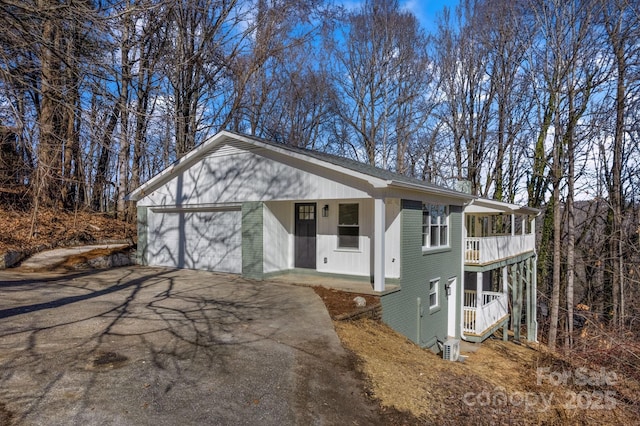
[387,180,477,201]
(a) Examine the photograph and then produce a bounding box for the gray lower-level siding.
[242,201,264,280]
[381,200,463,352]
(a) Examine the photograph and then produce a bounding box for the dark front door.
[295,203,317,269]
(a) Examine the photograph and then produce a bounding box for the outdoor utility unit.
[443,339,460,362]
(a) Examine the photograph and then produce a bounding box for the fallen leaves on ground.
[0,206,135,255]
[312,286,379,318]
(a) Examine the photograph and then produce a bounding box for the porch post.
[512,262,523,341]
[511,214,515,236]
[502,266,508,297]
[526,256,533,341]
[373,197,386,292]
[476,271,483,306]
[502,266,509,340]
[528,256,539,342]
[530,215,535,235]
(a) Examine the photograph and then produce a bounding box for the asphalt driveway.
[0,266,382,425]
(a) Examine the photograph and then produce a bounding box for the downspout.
[416,297,422,344]
[533,254,539,342]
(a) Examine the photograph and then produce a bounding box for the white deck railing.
[465,234,535,264]
[462,290,508,335]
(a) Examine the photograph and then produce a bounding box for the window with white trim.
[429,278,439,309]
[422,204,449,248]
[338,203,359,249]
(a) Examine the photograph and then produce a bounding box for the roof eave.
[467,198,541,215]
[387,180,476,201]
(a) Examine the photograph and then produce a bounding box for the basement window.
[429,278,440,309]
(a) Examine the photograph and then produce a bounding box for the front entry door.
[295,203,317,269]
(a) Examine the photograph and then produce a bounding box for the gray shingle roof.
[225,130,467,197]
[128,129,482,203]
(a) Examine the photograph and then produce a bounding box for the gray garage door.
[147,209,242,273]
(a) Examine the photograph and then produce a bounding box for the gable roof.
[126,130,475,202]
[126,130,539,218]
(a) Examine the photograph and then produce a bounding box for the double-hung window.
[338,203,359,249]
[422,204,449,248]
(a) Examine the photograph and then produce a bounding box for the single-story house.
[127,130,538,354]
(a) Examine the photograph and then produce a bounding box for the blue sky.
[338,1,459,31]
[399,0,459,30]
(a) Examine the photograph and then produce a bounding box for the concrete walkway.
[268,272,399,296]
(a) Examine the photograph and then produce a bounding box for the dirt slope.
[334,319,639,425]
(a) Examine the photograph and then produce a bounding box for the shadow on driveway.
[0,266,382,425]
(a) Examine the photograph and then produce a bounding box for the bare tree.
[601,0,640,327]
[529,0,601,350]
[164,0,246,158]
[329,0,431,169]
[433,1,496,195]
[482,0,535,202]
[130,6,167,194]
[230,0,331,148]
[0,0,101,213]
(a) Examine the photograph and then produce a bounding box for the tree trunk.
[565,102,576,349]
[611,40,625,328]
[548,122,562,351]
[62,23,80,209]
[36,0,64,208]
[116,10,132,219]
[92,108,119,211]
[605,8,626,326]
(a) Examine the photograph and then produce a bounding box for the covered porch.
[463,256,538,343]
[260,197,401,293]
[463,269,509,340]
[464,200,537,265]
[465,234,536,264]
[463,290,509,339]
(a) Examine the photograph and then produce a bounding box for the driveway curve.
[0,266,382,425]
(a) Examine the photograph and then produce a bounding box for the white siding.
[385,198,401,279]
[137,143,389,278]
[138,144,372,207]
[315,199,372,277]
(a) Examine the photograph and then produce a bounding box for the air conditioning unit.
[443,339,460,362]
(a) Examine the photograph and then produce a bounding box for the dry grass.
[334,319,639,425]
